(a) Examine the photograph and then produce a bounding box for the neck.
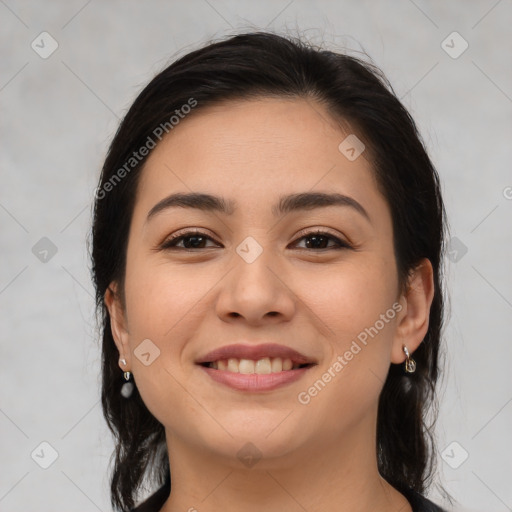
[159,411,411,512]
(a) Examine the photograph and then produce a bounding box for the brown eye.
[159,229,352,252]
[291,230,352,250]
[161,231,220,250]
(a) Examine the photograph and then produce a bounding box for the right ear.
[104,282,131,368]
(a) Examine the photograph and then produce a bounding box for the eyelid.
[158,227,221,249]
[292,226,350,244]
[158,226,353,251]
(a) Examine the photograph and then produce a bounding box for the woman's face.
[108,97,419,464]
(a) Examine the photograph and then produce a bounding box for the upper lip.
[195,343,317,365]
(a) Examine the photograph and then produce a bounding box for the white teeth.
[271,358,283,372]
[227,358,239,372]
[239,359,255,374]
[209,357,302,374]
[255,357,271,374]
[283,358,293,371]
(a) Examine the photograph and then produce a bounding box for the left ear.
[391,258,435,364]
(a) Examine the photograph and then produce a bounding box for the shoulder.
[401,486,448,512]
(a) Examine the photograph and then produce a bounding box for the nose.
[215,245,296,326]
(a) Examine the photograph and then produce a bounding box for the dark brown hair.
[90,31,449,511]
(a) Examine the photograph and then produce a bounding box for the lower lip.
[198,365,313,391]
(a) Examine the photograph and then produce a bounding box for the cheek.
[121,258,209,427]
[306,257,398,335]
[124,254,208,339]
[307,257,399,388]
[294,264,399,433]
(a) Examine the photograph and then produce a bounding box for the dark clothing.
[402,486,448,512]
[130,474,447,512]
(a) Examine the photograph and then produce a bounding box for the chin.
[194,413,310,462]
[203,435,304,471]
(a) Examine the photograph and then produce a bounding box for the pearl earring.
[119,358,134,397]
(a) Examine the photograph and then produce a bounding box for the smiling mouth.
[199,357,314,374]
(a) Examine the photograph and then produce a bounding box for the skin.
[106,97,434,512]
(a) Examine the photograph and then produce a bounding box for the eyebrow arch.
[146,191,371,223]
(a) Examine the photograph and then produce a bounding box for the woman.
[91,31,450,512]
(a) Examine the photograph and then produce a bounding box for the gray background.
[1,1,511,511]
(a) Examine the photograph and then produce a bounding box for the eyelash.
[159,229,352,251]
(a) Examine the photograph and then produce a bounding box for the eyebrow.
[146,191,371,223]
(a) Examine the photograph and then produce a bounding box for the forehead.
[134,97,384,220]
